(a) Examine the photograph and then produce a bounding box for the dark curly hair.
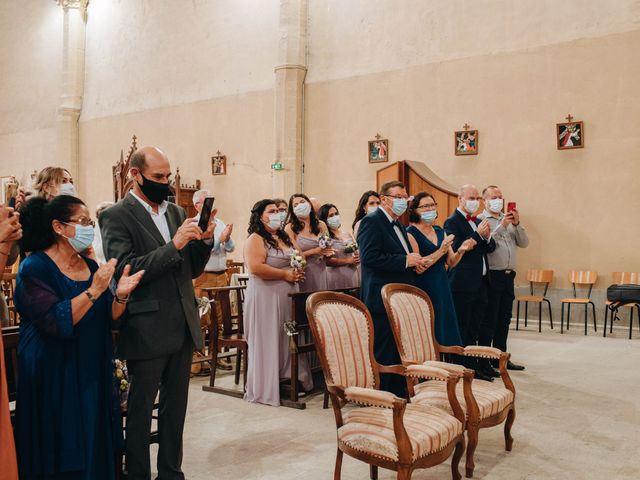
[18,195,86,252]
[318,203,339,239]
[408,192,436,223]
[287,193,321,236]
[352,190,380,230]
[248,199,293,251]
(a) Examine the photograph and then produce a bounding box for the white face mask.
[59,183,77,197]
[327,215,341,229]
[366,205,379,214]
[487,198,503,213]
[293,202,311,219]
[464,199,480,214]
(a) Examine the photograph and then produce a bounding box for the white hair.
[192,189,211,205]
[458,184,477,198]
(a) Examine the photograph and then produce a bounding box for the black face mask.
[137,173,171,205]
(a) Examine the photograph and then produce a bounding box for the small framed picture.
[0,176,18,205]
[454,127,478,156]
[368,137,389,163]
[211,152,227,176]
[556,120,584,150]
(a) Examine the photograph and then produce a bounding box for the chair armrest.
[463,345,503,359]
[344,386,401,409]
[406,364,458,382]
[377,364,406,376]
[439,345,465,356]
[421,360,466,375]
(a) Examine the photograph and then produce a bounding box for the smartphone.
[198,197,215,232]
[507,202,516,213]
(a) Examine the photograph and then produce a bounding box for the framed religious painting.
[454,124,478,156]
[211,151,227,176]
[556,115,584,150]
[368,134,389,163]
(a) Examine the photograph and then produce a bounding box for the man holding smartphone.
[479,185,529,371]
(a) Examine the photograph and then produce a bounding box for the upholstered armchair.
[381,283,516,478]
[306,291,466,480]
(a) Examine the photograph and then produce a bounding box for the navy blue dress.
[14,251,121,480]
[407,225,463,346]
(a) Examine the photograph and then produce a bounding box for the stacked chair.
[381,283,516,478]
[306,291,466,480]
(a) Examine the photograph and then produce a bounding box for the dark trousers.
[371,311,407,398]
[481,270,515,354]
[453,279,489,371]
[126,331,194,480]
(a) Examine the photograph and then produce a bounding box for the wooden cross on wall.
[374,133,382,140]
[565,114,574,123]
[462,123,470,131]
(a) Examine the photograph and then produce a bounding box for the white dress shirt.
[457,207,487,276]
[129,191,171,243]
[381,207,410,254]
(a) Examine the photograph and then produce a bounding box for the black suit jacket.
[357,208,415,315]
[99,194,212,360]
[444,209,496,293]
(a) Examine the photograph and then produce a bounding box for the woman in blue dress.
[406,192,475,346]
[15,195,144,480]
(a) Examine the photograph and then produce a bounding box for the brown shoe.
[216,361,233,371]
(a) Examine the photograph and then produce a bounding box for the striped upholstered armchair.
[381,283,516,479]
[306,291,466,480]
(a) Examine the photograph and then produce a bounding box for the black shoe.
[484,367,501,378]
[474,370,495,382]
[507,361,525,371]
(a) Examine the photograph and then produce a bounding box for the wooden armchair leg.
[334,448,343,480]
[370,464,378,480]
[209,346,219,387]
[396,465,411,480]
[465,424,478,478]
[504,407,516,451]
[234,350,241,385]
[323,388,329,409]
[452,436,465,480]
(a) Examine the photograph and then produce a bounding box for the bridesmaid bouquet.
[289,249,307,270]
[114,359,130,407]
[344,240,359,254]
[318,233,333,249]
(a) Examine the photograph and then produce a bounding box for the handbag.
[606,284,640,307]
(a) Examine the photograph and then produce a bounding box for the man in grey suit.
[100,146,215,480]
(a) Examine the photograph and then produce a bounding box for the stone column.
[56,0,88,185]
[272,0,307,198]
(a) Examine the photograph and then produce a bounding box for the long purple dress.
[296,235,328,292]
[244,245,313,406]
[327,238,358,289]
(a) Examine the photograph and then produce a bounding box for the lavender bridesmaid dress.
[296,235,328,292]
[327,238,358,289]
[244,246,313,406]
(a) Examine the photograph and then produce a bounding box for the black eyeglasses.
[64,219,96,228]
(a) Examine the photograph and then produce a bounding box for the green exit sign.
[271,162,284,170]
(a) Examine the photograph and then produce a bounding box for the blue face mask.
[267,213,282,230]
[277,211,287,223]
[391,198,408,216]
[63,223,95,253]
[420,211,438,224]
[327,215,342,229]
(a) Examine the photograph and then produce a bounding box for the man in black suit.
[444,184,497,382]
[100,146,215,480]
[357,181,424,396]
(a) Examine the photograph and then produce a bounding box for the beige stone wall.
[0,1,62,183]
[1,0,639,291]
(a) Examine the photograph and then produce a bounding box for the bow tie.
[392,220,404,229]
[466,214,477,222]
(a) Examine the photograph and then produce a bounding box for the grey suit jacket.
[99,194,212,360]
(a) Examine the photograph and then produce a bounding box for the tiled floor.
[152,326,640,479]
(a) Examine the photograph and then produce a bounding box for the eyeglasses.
[416,203,437,210]
[64,219,95,228]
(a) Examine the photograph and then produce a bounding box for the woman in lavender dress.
[318,204,360,289]
[243,199,313,407]
[284,194,334,292]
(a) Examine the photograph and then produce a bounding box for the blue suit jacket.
[357,208,415,315]
[444,209,496,293]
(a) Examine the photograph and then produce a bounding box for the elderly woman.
[15,195,144,480]
[243,199,312,406]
